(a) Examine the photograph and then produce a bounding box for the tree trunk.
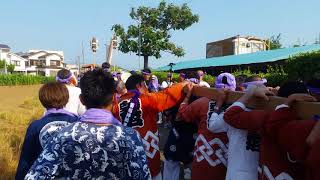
[143,55,149,69]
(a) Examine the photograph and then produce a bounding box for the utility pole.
[81,41,85,66]
[77,56,81,74]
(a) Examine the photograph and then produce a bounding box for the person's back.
[178,96,229,180]
[16,82,78,180]
[25,122,150,180]
[56,68,86,115]
[65,85,86,115]
[115,74,187,179]
[25,68,151,180]
[208,73,260,180]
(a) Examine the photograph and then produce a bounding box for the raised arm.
[265,94,315,138]
[150,82,187,112]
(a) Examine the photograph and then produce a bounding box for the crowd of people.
[15,62,320,180]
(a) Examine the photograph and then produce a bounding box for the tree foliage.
[268,34,282,50]
[112,1,199,68]
[0,60,5,69]
[286,50,320,81]
[7,64,15,74]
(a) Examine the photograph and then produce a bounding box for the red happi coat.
[114,83,185,177]
[224,104,310,180]
[266,107,319,180]
[179,97,228,180]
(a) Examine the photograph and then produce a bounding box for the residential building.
[0,44,78,76]
[21,50,65,76]
[0,44,28,73]
[206,35,267,58]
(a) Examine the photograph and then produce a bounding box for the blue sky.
[1,0,320,70]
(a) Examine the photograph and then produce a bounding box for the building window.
[50,61,57,66]
[13,61,20,66]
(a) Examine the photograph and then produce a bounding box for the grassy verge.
[0,97,43,179]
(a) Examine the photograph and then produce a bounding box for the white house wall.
[9,53,28,72]
[28,51,48,60]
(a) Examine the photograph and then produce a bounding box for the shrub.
[285,50,320,82]
[0,74,55,86]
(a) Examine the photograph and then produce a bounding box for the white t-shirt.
[161,81,173,89]
[199,81,210,88]
[64,85,86,116]
[208,102,259,180]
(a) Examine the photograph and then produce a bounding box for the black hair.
[80,68,116,108]
[101,62,111,69]
[142,68,151,74]
[125,74,145,90]
[57,69,71,79]
[130,70,137,75]
[278,81,309,98]
[222,76,228,85]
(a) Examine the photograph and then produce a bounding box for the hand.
[253,86,275,101]
[268,86,280,96]
[285,94,317,106]
[183,82,194,94]
[215,89,228,110]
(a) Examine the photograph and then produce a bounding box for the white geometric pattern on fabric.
[142,131,159,159]
[194,134,228,167]
[258,165,294,180]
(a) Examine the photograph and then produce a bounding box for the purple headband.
[142,71,151,75]
[308,86,320,95]
[215,73,236,91]
[179,73,186,78]
[242,78,267,88]
[56,72,73,84]
[188,78,199,84]
[112,72,117,77]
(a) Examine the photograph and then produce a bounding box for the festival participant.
[16,82,78,180]
[149,75,160,93]
[223,81,313,180]
[235,75,247,91]
[207,75,269,180]
[177,73,237,180]
[163,104,198,180]
[25,69,151,180]
[114,74,189,179]
[161,72,174,89]
[197,70,210,88]
[116,71,123,81]
[56,69,86,115]
[142,68,152,81]
[178,73,186,82]
[102,62,111,72]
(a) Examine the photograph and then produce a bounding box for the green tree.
[112,1,199,69]
[7,64,15,74]
[285,50,320,81]
[268,34,282,50]
[0,60,5,69]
